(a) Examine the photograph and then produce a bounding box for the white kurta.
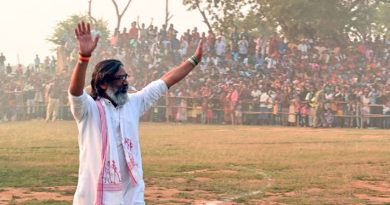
[69,79,168,205]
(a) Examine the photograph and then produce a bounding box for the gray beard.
[106,86,128,106]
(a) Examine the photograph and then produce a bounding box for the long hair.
[90,59,123,100]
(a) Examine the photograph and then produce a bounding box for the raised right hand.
[74,22,100,56]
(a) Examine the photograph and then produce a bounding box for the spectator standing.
[0,53,6,72]
[45,79,61,122]
[34,54,41,72]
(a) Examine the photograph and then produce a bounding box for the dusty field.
[0,121,389,204]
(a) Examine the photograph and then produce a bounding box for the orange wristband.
[79,55,90,62]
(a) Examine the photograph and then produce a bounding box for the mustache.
[106,85,129,106]
[117,85,129,94]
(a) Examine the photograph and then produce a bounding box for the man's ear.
[100,82,108,90]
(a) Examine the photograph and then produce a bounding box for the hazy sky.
[0,0,206,65]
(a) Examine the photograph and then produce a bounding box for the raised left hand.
[74,22,100,57]
[194,39,204,63]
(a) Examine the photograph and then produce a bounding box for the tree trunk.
[195,0,214,35]
[111,0,132,32]
[88,0,97,24]
[165,0,168,26]
[165,0,173,26]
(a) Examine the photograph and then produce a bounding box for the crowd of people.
[1,20,390,128]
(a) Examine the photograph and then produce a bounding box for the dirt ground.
[352,180,390,204]
[0,186,73,204]
[1,180,389,204]
[0,186,228,204]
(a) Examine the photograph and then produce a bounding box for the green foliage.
[183,0,249,35]
[373,2,390,35]
[183,0,390,41]
[47,15,110,47]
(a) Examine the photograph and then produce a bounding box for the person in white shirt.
[215,36,226,58]
[297,40,309,53]
[238,36,249,61]
[68,22,203,205]
[259,90,271,124]
[251,85,262,99]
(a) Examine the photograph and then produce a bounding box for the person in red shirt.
[128,21,139,40]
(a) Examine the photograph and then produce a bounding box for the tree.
[183,0,248,35]
[48,15,110,48]
[238,10,276,37]
[183,0,390,42]
[183,0,214,35]
[250,0,352,40]
[111,0,132,32]
[165,0,173,27]
[88,0,97,24]
[374,2,390,35]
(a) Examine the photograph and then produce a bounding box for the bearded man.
[68,22,203,205]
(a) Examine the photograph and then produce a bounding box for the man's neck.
[101,94,118,107]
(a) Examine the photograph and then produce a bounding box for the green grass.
[0,121,389,204]
[19,200,69,205]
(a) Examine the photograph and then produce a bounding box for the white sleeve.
[68,90,94,122]
[134,79,168,116]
